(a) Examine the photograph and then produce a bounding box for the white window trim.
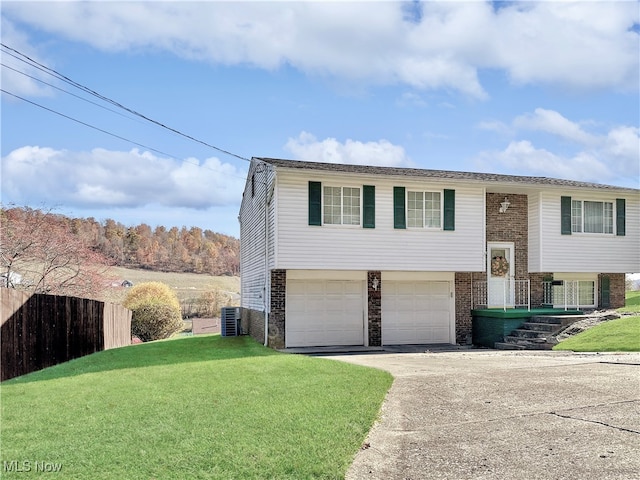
[552,273,598,309]
[406,189,443,230]
[322,185,362,227]
[570,199,615,235]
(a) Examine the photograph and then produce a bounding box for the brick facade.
[240,307,265,344]
[599,273,626,309]
[269,269,286,348]
[486,193,529,280]
[367,271,382,346]
[454,272,473,344]
[529,272,554,308]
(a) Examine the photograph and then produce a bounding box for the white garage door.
[286,279,364,347]
[382,281,452,345]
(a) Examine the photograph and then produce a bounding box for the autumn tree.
[0,206,113,299]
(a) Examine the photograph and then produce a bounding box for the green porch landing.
[472,308,583,349]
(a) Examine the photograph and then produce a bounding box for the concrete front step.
[494,341,555,351]
[520,322,559,332]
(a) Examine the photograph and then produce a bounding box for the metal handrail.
[472,279,530,311]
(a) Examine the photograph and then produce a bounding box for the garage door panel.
[286,279,364,347]
[382,280,453,345]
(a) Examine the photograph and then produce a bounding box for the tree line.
[1,206,239,299]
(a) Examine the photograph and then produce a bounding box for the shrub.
[124,282,183,342]
[123,281,180,311]
[130,302,185,342]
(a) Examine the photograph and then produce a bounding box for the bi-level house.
[239,158,639,349]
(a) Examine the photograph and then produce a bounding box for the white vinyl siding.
[273,171,485,271]
[239,161,277,311]
[536,191,640,273]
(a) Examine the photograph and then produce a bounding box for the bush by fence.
[1,288,132,381]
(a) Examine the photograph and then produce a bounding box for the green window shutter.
[308,181,322,226]
[363,185,375,229]
[616,198,625,236]
[443,189,455,231]
[600,276,611,308]
[393,187,406,229]
[561,196,572,235]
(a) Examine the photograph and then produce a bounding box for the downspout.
[263,166,271,347]
[264,185,269,346]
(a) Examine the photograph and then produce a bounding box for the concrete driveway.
[322,348,640,480]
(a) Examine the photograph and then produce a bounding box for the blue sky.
[1,1,639,238]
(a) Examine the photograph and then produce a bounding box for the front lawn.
[1,336,392,479]
[552,315,640,352]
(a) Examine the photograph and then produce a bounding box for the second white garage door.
[286,279,365,347]
[382,280,452,345]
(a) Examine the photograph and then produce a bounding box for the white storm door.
[487,242,515,308]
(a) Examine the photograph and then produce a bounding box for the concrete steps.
[494,315,586,350]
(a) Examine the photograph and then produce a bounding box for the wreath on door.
[491,255,509,277]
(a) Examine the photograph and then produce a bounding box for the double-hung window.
[323,186,361,225]
[407,191,442,228]
[571,200,613,234]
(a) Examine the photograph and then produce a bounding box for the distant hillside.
[1,207,239,276]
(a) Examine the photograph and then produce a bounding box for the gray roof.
[255,157,639,192]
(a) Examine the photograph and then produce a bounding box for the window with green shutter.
[308,181,322,226]
[616,198,625,236]
[561,196,572,235]
[393,187,406,229]
[443,189,455,231]
[600,275,611,308]
[363,185,375,229]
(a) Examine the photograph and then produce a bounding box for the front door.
[487,242,515,308]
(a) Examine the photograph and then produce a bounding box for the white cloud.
[475,110,640,185]
[2,1,637,97]
[0,146,246,209]
[0,18,54,97]
[285,131,409,167]
[513,108,597,146]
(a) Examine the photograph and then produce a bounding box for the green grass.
[617,290,640,314]
[553,291,640,352]
[552,315,640,352]
[103,266,240,306]
[1,336,392,479]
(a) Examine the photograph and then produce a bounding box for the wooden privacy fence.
[0,288,132,381]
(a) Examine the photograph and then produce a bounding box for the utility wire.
[1,88,249,181]
[0,43,251,162]
[2,88,178,159]
[3,86,252,182]
[1,62,143,123]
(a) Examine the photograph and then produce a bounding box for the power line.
[2,88,179,158]
[1,88,250,181]
[1,62,143,123]
[0,43,251,162]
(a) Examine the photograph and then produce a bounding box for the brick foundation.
[455,272,473,344]
[240,307,265,344]
[269,269,286,348]
[368,271,382,346]
[599,273,626,309]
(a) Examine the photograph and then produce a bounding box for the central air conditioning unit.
[221,307,240,337]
